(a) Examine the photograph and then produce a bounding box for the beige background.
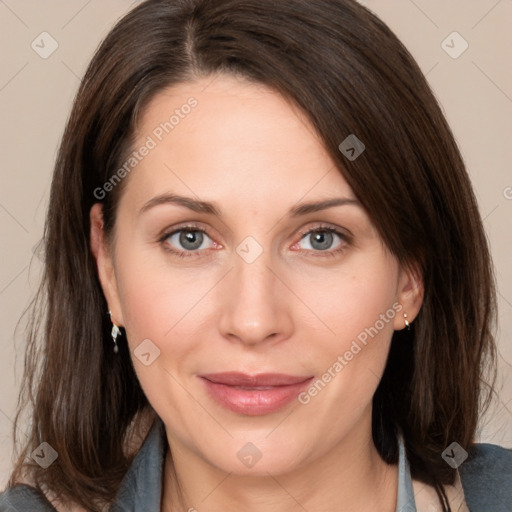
[0,0,511,488]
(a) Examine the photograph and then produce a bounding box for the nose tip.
[217,254,293,347]
[226,325,280,347]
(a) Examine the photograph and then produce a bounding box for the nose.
[218,247,294,347]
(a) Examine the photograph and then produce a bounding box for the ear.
[90,203,124,326]
[393,262,424,331]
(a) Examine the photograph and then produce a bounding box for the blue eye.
[159,224,350,259]
[295,226,350,256]
[161,226,215,258]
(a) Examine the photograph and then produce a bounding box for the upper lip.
[200,372,313,387]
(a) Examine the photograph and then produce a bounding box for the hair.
[7,0,496,511]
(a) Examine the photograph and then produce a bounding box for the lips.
[199,372,314,415]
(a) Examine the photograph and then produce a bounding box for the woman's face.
[92,74,422,476]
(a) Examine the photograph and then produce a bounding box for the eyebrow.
[138,193,361,217]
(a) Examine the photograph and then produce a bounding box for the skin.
[90,73,428,511]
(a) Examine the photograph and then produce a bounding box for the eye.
[159,224,350,259]
[294,225,350,256]
[160,225,218,258]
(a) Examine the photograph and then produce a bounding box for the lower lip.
[200,377,314,415]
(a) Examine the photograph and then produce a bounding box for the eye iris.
[179,230,203,250]
[310,230,333,251]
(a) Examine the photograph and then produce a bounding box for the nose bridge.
[218,239,292,345]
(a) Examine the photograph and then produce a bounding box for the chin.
[198,436,309,477]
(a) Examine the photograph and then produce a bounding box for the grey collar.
[110,418,166,512]
[396,433,417,511]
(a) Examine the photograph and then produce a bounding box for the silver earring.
[108,310,121,354]
[404,313,411,331]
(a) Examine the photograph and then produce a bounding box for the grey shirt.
[1,418,511,511]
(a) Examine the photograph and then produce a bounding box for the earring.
[403,313,411,331]
[108,310,121,354]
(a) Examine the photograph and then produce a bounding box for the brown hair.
[7,0,496,510]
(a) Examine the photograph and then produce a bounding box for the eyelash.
[158,223,351,259]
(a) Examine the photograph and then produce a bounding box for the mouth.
[199,372,314,415]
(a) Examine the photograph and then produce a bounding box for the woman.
[0,0,510,511]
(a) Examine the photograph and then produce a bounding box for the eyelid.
[158,223,220,256]
[158,222,213,242]
[295,222,353,242]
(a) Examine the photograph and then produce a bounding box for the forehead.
[123,74,355,212]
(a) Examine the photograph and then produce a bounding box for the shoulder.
[412,476,469,512]
[459,443,512,512]
[0,481,88,512]
[0,484,56,511]
[0,412,158,512]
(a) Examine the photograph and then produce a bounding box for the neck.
[161,416,397,512]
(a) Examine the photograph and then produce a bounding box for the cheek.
[293,252,400,404]
[115,256,203,355]
[294,250,399,348]
[113,254,208,424]
[294,258,399,420]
